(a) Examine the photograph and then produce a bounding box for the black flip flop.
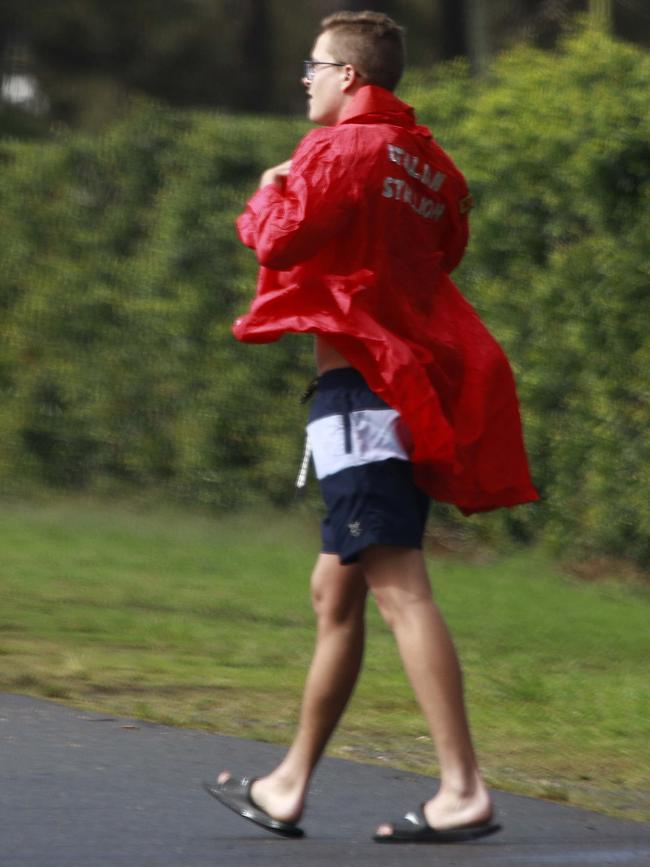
[202,776,304,839]
[373,805,501,843]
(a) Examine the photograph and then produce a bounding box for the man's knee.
[310,560,366,626]
[312,584,366,627]
[371,583,436,633]
[361,545,433,627]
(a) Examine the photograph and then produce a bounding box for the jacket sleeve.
[236,130,361,270]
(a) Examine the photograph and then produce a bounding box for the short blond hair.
[320,10,406,92]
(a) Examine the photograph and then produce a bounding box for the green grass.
[1,495,649,822]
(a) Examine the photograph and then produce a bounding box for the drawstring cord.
[295,376,319,493]
[295,436,312,491]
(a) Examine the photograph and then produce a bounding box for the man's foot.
[203,774,304,838]
[373,806,500,843]
[375,782,496,842]
[215,772,305,825]
[244,772,305,826]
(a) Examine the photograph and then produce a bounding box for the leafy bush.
[404,23,650,564]
[0,104,312,506]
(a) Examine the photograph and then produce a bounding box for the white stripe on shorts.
[307,408,409,480]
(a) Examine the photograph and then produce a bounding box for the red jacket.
[234,86,538,514]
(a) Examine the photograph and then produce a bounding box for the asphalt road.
[2,693,649,867]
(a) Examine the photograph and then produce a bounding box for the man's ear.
[341,64,362,93]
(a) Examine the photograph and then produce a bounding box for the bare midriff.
[314,334,352,375]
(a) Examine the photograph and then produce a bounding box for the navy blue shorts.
[307,368,430,565]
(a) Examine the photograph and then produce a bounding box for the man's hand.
[259,159,292,190]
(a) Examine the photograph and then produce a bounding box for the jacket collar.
[338,85,416,127]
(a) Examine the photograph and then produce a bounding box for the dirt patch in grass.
[564,555,649,585]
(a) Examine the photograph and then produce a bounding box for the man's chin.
[308,107,332,127]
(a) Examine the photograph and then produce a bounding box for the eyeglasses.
[303,59,346,83]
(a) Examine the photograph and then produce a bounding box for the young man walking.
[204,10,537,843]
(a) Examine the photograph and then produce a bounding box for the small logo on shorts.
[348,521,362,537]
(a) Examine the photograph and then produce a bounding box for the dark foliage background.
[1,1,649,131]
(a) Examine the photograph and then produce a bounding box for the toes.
[375,823,393,837]
[217,771,231,785]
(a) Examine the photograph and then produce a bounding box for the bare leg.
[361,546,492,835]
[219,552,367,823]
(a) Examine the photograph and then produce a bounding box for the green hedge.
[405,24,650,564]
[0,106,312,507]
[0,26,648,565]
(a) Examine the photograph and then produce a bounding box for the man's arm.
[236,159,292,251]
[236,130,360,270]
